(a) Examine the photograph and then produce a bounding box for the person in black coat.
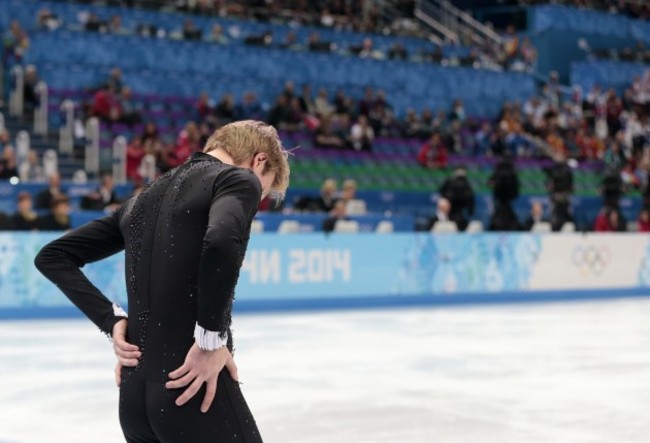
[35,121,290,443]
[488,158,521,231]
[439,167,475,231]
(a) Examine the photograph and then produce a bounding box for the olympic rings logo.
[571,245,612,276]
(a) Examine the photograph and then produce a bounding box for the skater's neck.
[207,148,236,166]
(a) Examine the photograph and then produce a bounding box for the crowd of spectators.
[29,3,537,73]
[0,171,133,232]
[531,0,650,20]
[50,0,417,37]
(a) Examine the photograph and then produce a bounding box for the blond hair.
[204,120,290,197]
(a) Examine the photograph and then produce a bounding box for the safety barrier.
[1,232,648,319]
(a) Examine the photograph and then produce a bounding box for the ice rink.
[1,298,650,443]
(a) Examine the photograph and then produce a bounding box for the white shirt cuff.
[113,303,128,318]
[194,323,228,351]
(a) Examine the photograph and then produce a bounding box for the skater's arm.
[195,168,261,350]
[34,209,127,335]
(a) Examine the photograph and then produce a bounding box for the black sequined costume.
[35,152,263,443]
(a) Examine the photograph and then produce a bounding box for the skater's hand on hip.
[112,319,141,368]
[166,343,238,413]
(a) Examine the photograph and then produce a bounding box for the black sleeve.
[197,168,262,334]
[34,209,126,335]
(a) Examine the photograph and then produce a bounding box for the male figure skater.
[35,121,290,442]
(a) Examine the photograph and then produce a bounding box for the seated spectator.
[206,24,229,44]
[474,122,493,156]
[141,122,162,148]
[0,210,11,230]
[322,200,349,233]
[84,12,106,32]
[354,38,383,60]
[638,207,650,232]
[181,19,202,40]
[92,84,120,122]
[280,98,305,132]
[80,173,121,211]
[350,115,374,151]
[163,122,201,169]
[603,138,627,171]
[299,85,315,115]
[417,132,448,169]
[388,43,408,60]
[317,178,338,212]
[0,144,18,180]
[244,30,273,46]
[340,179,358,203]
[448,99,466,123]
[23,65,40,114]
[213,94,237,123]
[38,195,71,231]
[35,172,65,209]
[118,87,141,125]
[126,136,146,181]
[293,178,338,212]
[19,149,45,182]
[106,67,124,94]
[267,95,290,127]
[426,198,451,230]
[238,92,263,120]
[315,116,346,149]
[307,32,333,53]
[523,201,548,231]
[195,92,213,121]
[314,89,334,117]
[594,207,627,232]
[12,192,38,231]
[280,32,303,51]
[37,8,61,31]
[108,15,129,35]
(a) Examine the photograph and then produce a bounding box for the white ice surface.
[1,299,650,443]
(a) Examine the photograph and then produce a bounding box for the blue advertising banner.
[1,232,649,319]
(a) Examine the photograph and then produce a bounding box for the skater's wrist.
[194,323,228,351]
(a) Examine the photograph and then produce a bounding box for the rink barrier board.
[1,232,650,319]
[1,288,649,320]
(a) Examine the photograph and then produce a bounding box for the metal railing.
[9,65,24,117]
[84,117,100,177]
[112,136,127,185]
[414,0,459,44]
[415,0,504,47]
[43,149,59,179]
[34,81,48,136]
[58,99,75,156]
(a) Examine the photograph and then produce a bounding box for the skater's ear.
[252,152,268,170]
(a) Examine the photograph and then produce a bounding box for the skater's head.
[203,120,290,200]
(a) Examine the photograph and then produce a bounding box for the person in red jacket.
[417,132,448,169]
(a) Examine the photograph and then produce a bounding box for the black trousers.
[119,367,263,443]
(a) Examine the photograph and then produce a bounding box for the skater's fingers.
[165,372,195,389]
[169,363,190,379]
[225,355,238,382]
[175,378,203,407]
[118,356,139,367]
[113,338,139,352]
[114,363,122,388]
[114,346,141,359]
[200,379,217,413]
